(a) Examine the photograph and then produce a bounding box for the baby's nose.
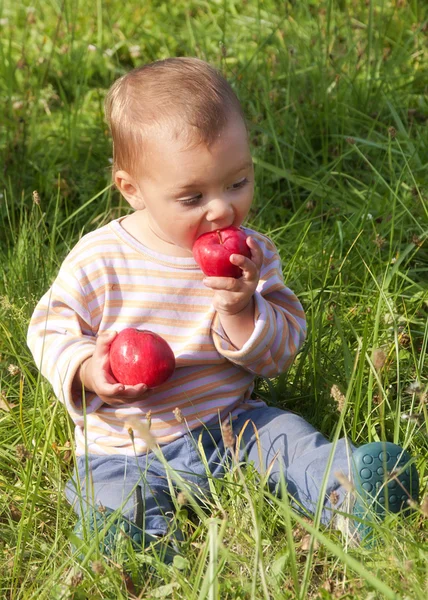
[206,198,234,223]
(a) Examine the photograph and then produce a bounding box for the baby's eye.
[178,178,249,206]
[230,178,249,190]
[179,194,202,206]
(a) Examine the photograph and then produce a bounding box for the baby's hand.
[203,236,263,316]
[77,331,148,406]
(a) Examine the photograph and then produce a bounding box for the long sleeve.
[27,219,300,456]
[211,230,306,377]
[27,263,102,415]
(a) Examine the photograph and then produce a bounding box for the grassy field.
[0,0,427,598]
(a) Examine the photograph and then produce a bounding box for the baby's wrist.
[218,296,254,319]
[73,357,93,392]
[217,297,255,349]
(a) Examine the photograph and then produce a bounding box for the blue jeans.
[65,407,354,536]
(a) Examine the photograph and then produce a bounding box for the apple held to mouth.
[192,226,251,278]
[109,328,176,388]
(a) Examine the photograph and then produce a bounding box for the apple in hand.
[192,226,251,278]
[109,328,175,387]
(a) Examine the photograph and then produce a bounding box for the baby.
[27,57,418,561]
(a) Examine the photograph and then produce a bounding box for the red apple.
[192,226,251,278]
[109,328,175,388]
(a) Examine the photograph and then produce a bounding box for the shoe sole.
[351,441,419,541]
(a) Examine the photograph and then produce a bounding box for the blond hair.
[105,57,245,176]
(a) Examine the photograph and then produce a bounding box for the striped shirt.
[27,218,306,456]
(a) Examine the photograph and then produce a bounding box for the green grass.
[0,0,427,598]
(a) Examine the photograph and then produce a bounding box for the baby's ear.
[114,170,145,210]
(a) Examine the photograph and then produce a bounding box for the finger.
[246,237,264,268]
[97,381,126,397]
[99,382,148,400]
[203,276,238,291]
[229,254,258,280]
[102,372,148,396]
[118,383,148,398]
[95,330,118,355]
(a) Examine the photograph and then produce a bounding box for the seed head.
[374,234,386,248]
[8,364,20,376]
[329,490,340,506]
[32,190,40,205]
[70,571,84,587]
[177,491,188,506]
[63,440,72,463]
[330,384,346,413]
[388,126,397,138]
[399,332,411,348]
[372,393,381,405]
[334,471,354,493]
[173,407,184,424]
[404,381,423,395]
[221,421,235,449]
[91,560,104,575]
[127,417,156,450]
[15,444,32,462]
[400,413,423,424]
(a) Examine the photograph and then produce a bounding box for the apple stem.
[216,230,223,245]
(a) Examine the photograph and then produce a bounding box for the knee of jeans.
[65,479,143,526]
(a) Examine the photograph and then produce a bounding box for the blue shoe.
[71,507,179,564]
[351,441,419,543]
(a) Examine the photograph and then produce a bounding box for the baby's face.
[132,117,254,252]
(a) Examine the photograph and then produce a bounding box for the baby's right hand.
[78,331,148,406]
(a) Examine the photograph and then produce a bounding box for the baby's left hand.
[203,236,263,316]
